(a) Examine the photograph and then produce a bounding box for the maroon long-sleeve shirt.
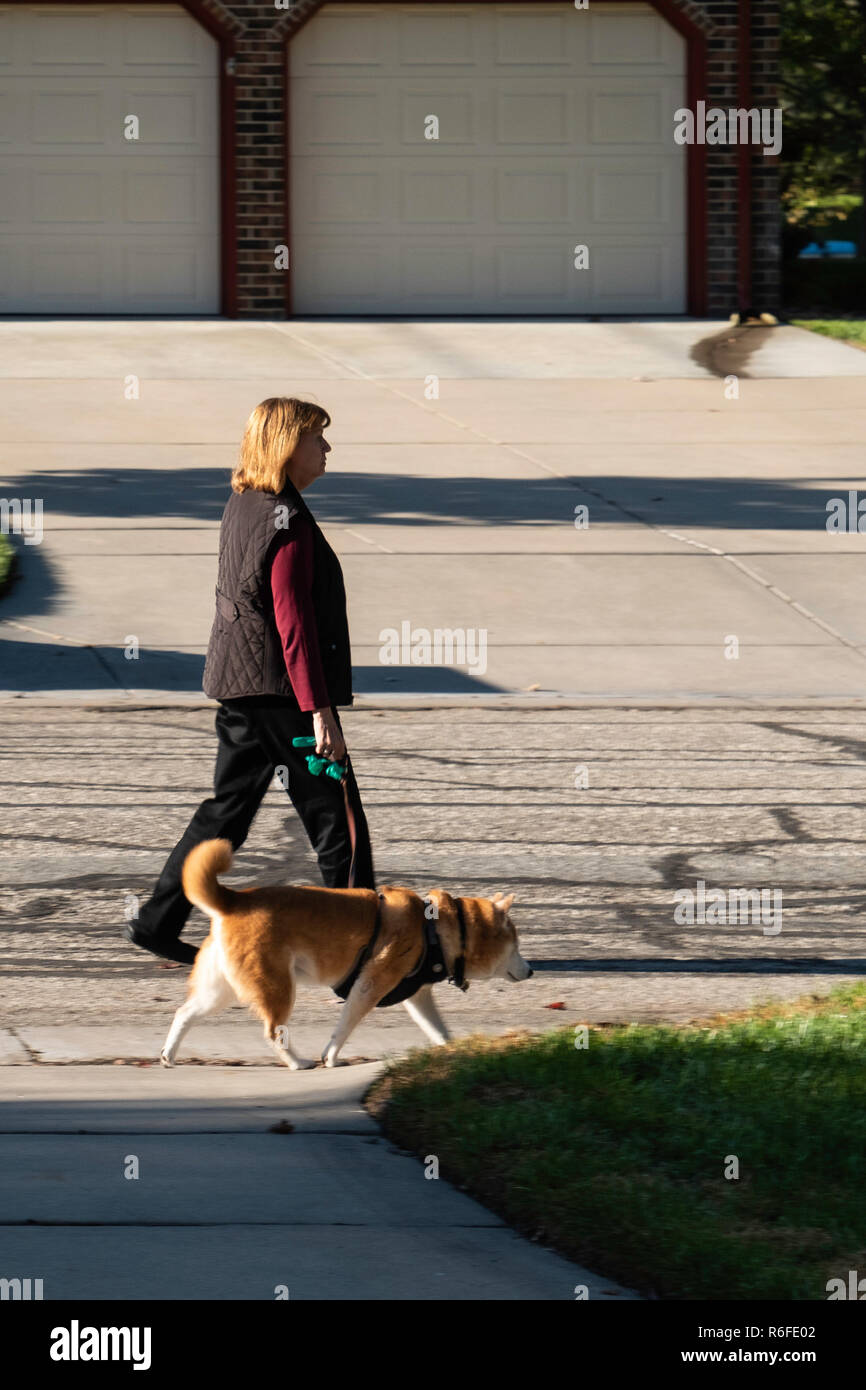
[269,524,331,713]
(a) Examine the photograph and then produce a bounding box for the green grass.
[785,192,862,225]
[803,194,861,213]
[366,986,866,1299]
[792,318,866,347]
[0,532,15,596]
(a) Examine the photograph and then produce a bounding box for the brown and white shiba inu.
[160,839,533,1070]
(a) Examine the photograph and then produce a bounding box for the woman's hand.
[312,707,346,762]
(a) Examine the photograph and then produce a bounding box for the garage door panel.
[1,159,109,225]
[1,3,216,73]
[124,82,217,151]
[125,90,203,145]
[401,243,476,299]
[303,166,384,223]
[297,157,584,233]
[121,241,215,303]
[295,80,488,151]
[292,240,386,306]
[292,7,393,70]
[591,167,666,224]
[588,161,683,229]
[31,87,105,143]
[400,168,476,223]
[0,9,11,67]
[293,157,384,224]
[304,88,383,145]
[399,7,478,64]
[292,231,690,315]
[494,89,570,145]
[0,4,219,312]
[122,7,213,68]
[493,244,574,302]
[124,168,201,224]
[27,8,109,66]
[290,2,687,315]
[590,89,669,145]
[495,168,570,224]
[291,78,481,152]
[0,231,216,310]
[0,238,109,307]
[296,75,686,160]
[587,7,684,69]
[400,89,476,145]
[493,7,572,66]
[1,156,214,228]
[3,78,218,157]
[33,167,105,222]
[589,241,685,310]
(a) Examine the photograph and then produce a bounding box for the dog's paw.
[289,1057,316,1071]
[160,1052,173,1068]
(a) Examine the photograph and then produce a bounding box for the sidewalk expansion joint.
[7,1027,39,1063]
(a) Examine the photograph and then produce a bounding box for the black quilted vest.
[202,481,353,707]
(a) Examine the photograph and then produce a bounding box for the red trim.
[284,35,293,318]
[219,38,239,317]
[685,26,709,316]
[283,0,709,317]
[737,0,752,308]
[3,0,238,317]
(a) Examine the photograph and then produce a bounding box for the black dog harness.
[334,766,468,1007]
[333,893,470,1009]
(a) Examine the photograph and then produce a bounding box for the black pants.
[135,697,375,943]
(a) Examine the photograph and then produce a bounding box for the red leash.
[341,775,358,889]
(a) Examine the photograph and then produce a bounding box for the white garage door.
[290,1,686,314]
[0,4,219,313]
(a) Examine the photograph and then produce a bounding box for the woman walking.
[126,397,376,965]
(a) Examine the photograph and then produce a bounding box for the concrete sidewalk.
[0,1060,637,1300]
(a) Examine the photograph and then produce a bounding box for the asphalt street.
[3,701,866,1038]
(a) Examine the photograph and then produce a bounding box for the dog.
[160,839,533,1070]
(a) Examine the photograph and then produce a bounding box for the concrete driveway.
[1,318,866,700]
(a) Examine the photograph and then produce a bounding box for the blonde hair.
[231,397,331,494]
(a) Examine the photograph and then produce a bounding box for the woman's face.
[286,428,331,491]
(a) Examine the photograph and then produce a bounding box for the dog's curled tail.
[182,838,237,916]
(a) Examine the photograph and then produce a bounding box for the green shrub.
[783,258,866,313]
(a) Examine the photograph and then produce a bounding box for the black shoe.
[124,923,198,965]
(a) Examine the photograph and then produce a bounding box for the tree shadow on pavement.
[1,466,856,530]
[1,466,858,692]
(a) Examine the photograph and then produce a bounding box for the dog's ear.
[495,892,514,913]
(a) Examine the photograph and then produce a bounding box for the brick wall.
[749,0,781,310]
[201,0,780,317]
